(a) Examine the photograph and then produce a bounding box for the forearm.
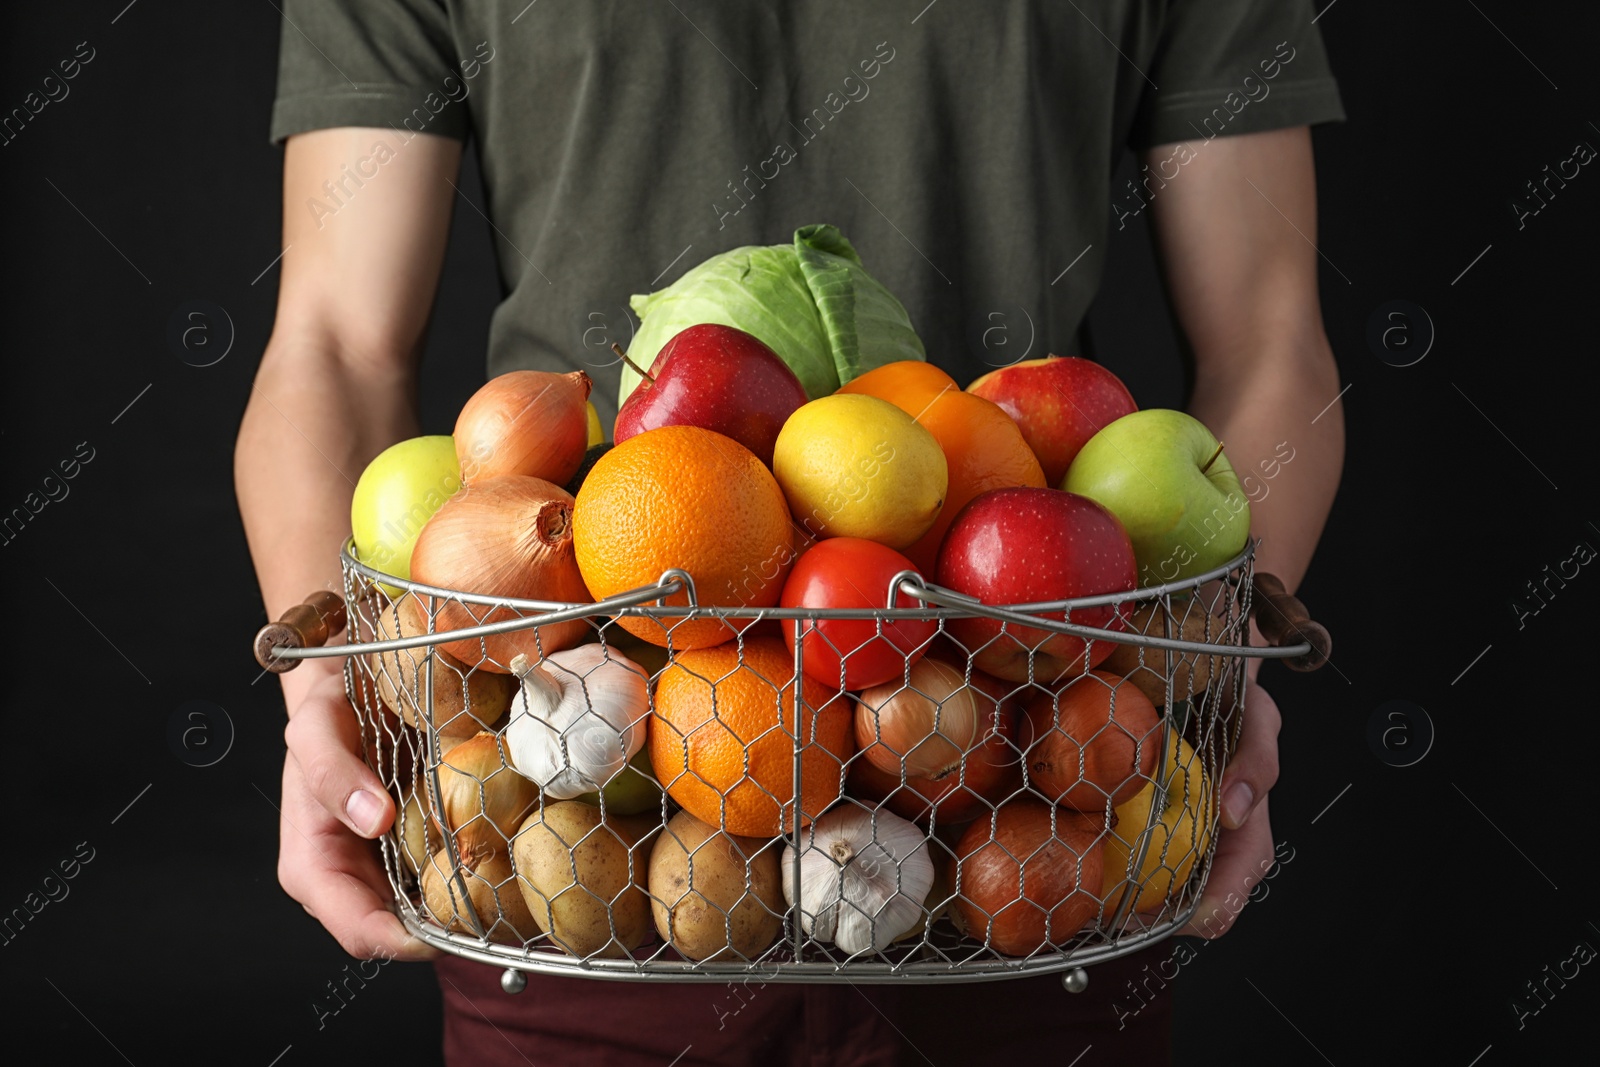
[1187,326,1343,595]
[235,327,418,709]
[1145,127,1343,596]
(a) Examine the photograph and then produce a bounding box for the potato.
[421,843,539,945]
[1100,600,1217,706]
[513,801,656,958]
[371,594,518,740]
[649,810,782,962]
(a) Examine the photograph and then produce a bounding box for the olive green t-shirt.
[271,0,1343,425]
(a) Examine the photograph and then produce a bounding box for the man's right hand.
[278,664,437,961]
[236,127,463,958]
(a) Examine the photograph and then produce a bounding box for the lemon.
[772,394,948,550]
[585,401,605,447]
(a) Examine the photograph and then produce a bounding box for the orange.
[573,425,794,649]
[650,637,853,836]
[836,360,958,415]
[898,391,1047,574]
[839,365,1045,573]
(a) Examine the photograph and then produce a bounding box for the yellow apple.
[1101,734,1215,914]
[350,435,461,594]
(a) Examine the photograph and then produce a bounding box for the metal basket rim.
[272,538,1304,664]
[341,536,1258,618]
[394,897,1202,984]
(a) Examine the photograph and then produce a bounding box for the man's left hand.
[1180,675,1281,938]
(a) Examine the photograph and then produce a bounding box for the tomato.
[779,538,936,690]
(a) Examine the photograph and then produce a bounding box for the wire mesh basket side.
[338,550,1256,981]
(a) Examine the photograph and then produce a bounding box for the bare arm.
[236,126,462,957]
[1147,126,1344,595]
[239,126,462,696]
[1145,126,1344,936]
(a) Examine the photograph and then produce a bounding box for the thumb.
[1218,678,1281,831]
[284,690,394,839]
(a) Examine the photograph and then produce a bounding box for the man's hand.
[1144,125,1343,937]
[276,665,436,960]
[237,127,462,957]
[1181,676,1280,938]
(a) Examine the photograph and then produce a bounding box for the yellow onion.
[455,370,592,487]
[433,732,540,854]
[854,658,986,780]
[396,784,440,877]
[371,593,518,737]
[421,841,538,945]
[409,476,593,672]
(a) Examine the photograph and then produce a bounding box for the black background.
[2,2,1596,1064]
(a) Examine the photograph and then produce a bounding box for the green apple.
[351,435,462,593]
[1062,410,1250,584]
[578,746,663,815]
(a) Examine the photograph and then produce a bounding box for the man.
[237,2,1345,1062]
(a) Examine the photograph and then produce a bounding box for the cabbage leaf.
[619,225,925,405]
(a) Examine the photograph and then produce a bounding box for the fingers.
[1218,678,1280,831]
[1181,794,1274,939]
[1183,678,1281,940]
[277,758,439,961]
[293,855,439,961]
[284,681,394,839]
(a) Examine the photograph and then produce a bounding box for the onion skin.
[954,800,1106,956]
[1019,672,1161,812]
[421,842,538,945]
[855,658,987,780]
[371,593,518,737]
[434,732,541,855]
[409,476,593,671]
[456,370,592,487]
[848,706,1023,824]
[396,785,439,876]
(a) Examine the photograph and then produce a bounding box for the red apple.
[935,488,1137,684]
[614,324,808,467]
[967,356,1137,486]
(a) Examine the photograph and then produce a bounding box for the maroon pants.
[435,949,1172,1065]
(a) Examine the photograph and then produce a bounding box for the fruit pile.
[352,242,1252,963]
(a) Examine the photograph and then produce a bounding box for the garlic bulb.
[782,806,934,954]
[503,645,650,799]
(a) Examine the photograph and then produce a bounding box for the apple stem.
[1200,441,1225,474]
[612,342,655,384]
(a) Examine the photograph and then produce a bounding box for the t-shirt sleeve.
[1128,0,1345,150]
[269,0,468,144]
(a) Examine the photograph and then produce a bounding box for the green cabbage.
[619,224,926,404]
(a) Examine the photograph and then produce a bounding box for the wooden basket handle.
[253,590,346,673]
[1249,572,1332,672]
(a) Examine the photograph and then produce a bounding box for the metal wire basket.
[254,538,1329,994]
